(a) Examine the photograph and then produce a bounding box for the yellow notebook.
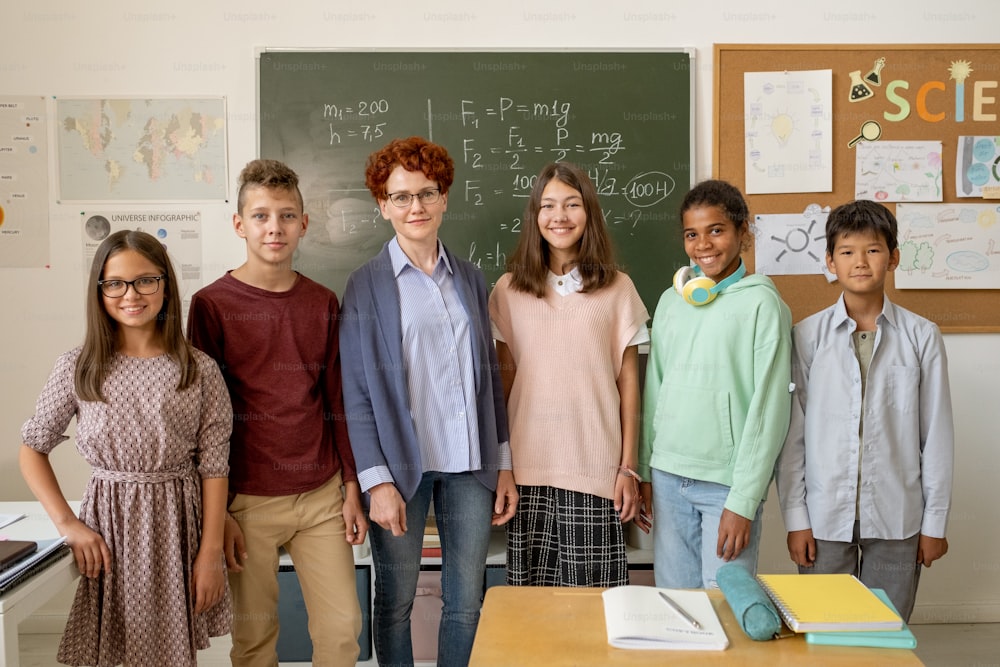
[756,574,903,632]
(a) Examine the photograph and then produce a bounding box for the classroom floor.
[17,623,1000,666]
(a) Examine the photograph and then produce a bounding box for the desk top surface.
[470,586,923,666]
[0,502,78,614]
[0,502,71,542]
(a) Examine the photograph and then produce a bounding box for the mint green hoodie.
[640,273,792,519]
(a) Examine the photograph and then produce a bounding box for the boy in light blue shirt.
[775,200,954,622]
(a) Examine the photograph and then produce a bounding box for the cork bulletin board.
[714,44,1000,332]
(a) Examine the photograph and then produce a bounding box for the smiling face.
[682,204,747,282]
[234,185,308,270]
[378,165,448,254]
[826,229,900,298]
[101,248,166,336]
[537,178,587,272]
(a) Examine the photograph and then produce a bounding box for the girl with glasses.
[20,229,232,666]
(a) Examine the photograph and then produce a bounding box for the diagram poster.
[956,136,1000,198]
[744,69,832,194]
[754,206,835,280]
[0,96,49,267]
[896,203,1000,289]
[855,141,943,203]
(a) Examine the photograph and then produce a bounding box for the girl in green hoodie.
[639,179,792,589]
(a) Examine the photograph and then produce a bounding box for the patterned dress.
[21,348,233,667]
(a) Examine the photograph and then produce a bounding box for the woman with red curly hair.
[340,136,517,667]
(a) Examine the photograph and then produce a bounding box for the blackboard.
[715,44,1000,332]
[257,50,694,314]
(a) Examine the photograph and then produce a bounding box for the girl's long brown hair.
[76,230,197,401]
[507,162,617,297]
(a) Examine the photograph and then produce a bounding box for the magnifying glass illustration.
[848,120,882,148]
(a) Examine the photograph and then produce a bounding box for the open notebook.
[757,574,902,632]
[602,585,728,650]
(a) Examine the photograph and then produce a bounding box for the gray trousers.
[801,520,921,622]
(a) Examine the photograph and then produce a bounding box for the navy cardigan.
[339,241,509,502]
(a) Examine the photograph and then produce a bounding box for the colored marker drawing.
[855,141,943,203]
[956,136,1000,198]
[896,203,1000,289]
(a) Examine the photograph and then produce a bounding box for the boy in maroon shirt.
[188,159,365,666]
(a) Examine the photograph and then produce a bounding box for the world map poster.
[56,97,227,201]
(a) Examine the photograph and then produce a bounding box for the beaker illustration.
[865,58,886,86]
[848,70,874,102]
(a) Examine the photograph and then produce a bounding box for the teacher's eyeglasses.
[386,189,441,208]
[98,275,167,297]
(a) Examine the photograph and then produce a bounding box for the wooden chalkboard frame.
[714,44,1000,333]
[255,48,696,315]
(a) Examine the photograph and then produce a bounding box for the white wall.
[1,0,997,623]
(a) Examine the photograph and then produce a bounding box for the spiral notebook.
[756,574,902,632]
[805,588,917,649]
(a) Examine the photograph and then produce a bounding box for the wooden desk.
[0,502,80,667]
[470,587,923,666]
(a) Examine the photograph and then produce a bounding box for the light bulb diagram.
[771,113,795,147]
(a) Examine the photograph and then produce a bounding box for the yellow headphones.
[673,260,747,306]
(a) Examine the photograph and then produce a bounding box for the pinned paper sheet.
[956,136,1000,198]
[744,69,832,194]
[895,203,1000,289]
[754,204,836,280]
[855,141,943,202]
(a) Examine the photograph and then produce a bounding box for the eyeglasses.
[386,189,441,208]
[98,275,167,297]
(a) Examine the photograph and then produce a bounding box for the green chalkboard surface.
[258,50,694,313]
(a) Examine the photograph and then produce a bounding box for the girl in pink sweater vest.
[489,162,650,586]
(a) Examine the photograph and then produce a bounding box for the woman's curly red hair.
[364,136,455,200]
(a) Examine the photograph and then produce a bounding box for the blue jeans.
[651,469,763,589]
[368,471,493,667]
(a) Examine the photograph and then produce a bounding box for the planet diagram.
[84,215,111,241]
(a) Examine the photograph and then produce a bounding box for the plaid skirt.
[506,484,628,587]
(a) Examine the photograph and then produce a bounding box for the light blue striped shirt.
[358,238,510,492]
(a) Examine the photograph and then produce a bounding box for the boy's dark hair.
[236,159,303,213]
[679,179,749,229]
[825,199,898,256]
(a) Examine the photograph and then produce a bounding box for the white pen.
[657,591,702,629]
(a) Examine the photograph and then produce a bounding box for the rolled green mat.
[716,564,783,641]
